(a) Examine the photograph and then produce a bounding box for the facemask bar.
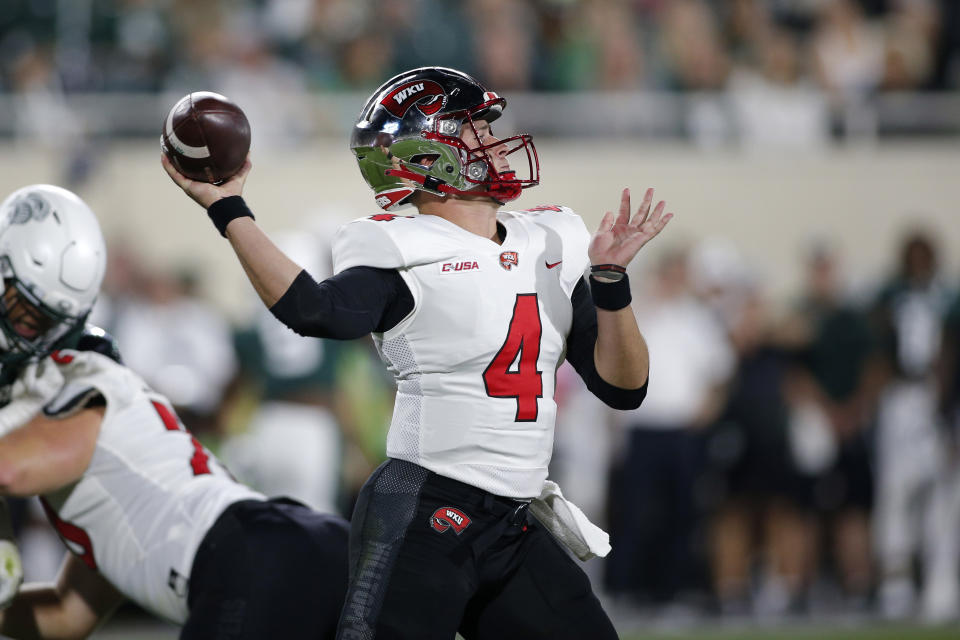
[423,108,540,203]
[0,258,83,362]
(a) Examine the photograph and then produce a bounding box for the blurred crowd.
[553,227,960,625]
[1,0,958,160]
[7,220,960,628]
[1,0,959,96]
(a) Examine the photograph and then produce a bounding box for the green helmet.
[350,67,539,211]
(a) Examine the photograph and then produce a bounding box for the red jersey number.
[151,400,212,476]
[483,294,543,422]
[40,498,97,570]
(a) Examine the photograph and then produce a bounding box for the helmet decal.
[9,193,52,225]
[381,80,447,119]
[352,67,539,209]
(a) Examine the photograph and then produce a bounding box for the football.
[160,91,250,184]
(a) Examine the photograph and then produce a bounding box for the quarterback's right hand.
[161,152,251,210]
[0,540,23,610]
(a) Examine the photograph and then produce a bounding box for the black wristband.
[207,196,254,237]
[590,273,632,311]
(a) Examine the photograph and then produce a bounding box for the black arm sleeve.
[269,267,414,339]
[565,277,648,410]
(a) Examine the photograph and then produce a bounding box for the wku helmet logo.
[381,80,446,118]
[430,507,472,535]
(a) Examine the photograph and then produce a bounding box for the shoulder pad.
[521,204,570,214]
[332,213,461,273]
[512,205,591,288]
[75,325,123,364]
[44,350,141,418]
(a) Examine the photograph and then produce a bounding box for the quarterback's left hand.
[588,188,673,268]
[0,539,23,610]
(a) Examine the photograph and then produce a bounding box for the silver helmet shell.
[0,184,106,367]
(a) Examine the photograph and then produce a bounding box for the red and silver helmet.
[350,67,539,210]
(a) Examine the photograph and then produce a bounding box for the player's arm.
[269,267,412,339]
[582,188,672,391]
[0,408,102,497]
[0,554,124,640]
[162,153,413,337]
[566,280,646,409]
[161,153,303,307]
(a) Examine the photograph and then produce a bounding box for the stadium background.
[2,0,960,638]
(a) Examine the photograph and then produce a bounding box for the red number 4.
[483,294,543,422]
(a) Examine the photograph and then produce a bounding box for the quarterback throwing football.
[164,67,672,639]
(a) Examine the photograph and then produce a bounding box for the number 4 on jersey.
[483,294,543,422]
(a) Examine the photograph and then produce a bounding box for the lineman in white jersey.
[0,184,349,639]
[164,66,673,639]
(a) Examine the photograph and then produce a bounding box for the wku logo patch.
[430,507,472,535]
[499,251,519,271]
[381,80,447,118]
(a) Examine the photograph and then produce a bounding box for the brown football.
[161,91,251,184]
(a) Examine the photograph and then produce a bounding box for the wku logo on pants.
[430,507,472,535]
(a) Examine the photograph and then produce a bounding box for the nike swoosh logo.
[545,260,562,269]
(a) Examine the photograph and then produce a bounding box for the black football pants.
[336,458,618,640]
[183,498,349,640]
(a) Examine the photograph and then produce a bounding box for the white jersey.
[333,206,590,498]
[40,351,263,624]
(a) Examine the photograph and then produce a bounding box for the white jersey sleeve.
[515,205,591,295]
[41,351,263,624]
[332,213,466,274]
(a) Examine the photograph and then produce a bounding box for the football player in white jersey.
[163,66,672,639]
[0,184,349,639]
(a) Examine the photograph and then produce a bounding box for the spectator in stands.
[728,25,830,149]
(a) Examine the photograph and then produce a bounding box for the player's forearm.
[223,216,303,308]
[566,278,647,409]
[594,306,649,389]
[0,409,100,497]
[0,585,93,640]
[0,554,122,640]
